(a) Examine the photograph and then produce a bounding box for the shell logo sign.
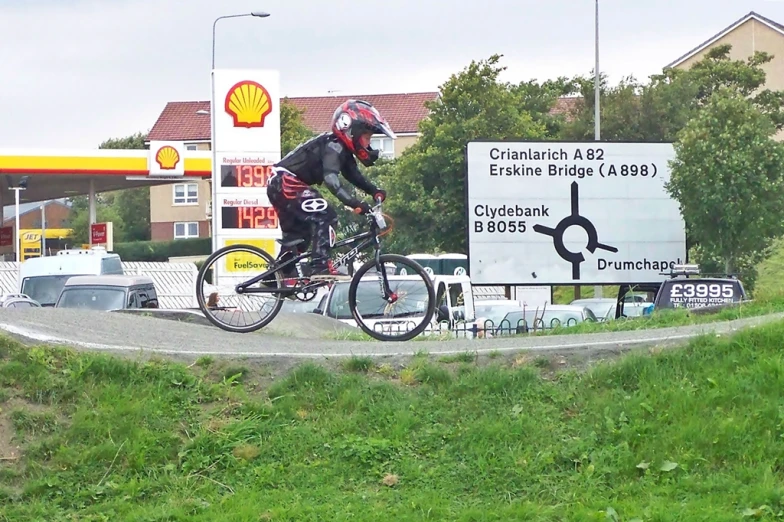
[224,80,273,128]
[155,145,180,170]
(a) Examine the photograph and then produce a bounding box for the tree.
[380,54,553,253]
[665,86,784,283]
[561,44,784,142]
[99,132,150,242]
[280,98,315,155]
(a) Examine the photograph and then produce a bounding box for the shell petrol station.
[0,69,283,271]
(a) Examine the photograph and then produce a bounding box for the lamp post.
[8,176,29,264]
[209,10,271,252]
[592,0,602,299]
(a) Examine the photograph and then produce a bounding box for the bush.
[113,238,211,262]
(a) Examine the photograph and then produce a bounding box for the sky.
[1,0,783,148]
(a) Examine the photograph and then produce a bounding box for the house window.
[370,136,395,159]
[173,183,198,205]
[174,222,199,239]
[186,144,198,151]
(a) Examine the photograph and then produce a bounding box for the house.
[144,92,440,241]
[666,11,784,91]
[2,199,72,230]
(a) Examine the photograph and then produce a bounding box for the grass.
[756,236,784,300]
[3,320,784,520]
[539,294,784,336]
[323,295,784,342]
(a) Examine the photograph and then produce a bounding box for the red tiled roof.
[146,92,580,142]
[549,97,581,119]
[147,101,211,142]
[286,92,439,134]
[146,92,439,142]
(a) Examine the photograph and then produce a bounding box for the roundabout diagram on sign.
[533,181,618,280]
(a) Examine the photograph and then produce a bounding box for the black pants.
[267,170,337,271]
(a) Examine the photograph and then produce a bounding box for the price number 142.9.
[221,206,279,230]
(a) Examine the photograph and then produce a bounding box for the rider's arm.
[322,141,363,208]
[341,155,379,197]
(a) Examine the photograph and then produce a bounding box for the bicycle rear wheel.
[348,253,436,342]
[196,244,284,333]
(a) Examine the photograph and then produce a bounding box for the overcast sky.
[1,0,783,148]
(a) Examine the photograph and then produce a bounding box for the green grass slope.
[2,322,784,521]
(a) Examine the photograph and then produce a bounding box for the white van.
[17,247,123,306]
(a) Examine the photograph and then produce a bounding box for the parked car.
[570,298,617,321]
[17,246,123,307]
[0,293,41,308]
[493,304,598,336]
[55,275,158,311]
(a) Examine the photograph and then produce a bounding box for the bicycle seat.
[276,238,305,248]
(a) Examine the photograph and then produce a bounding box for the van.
[18,246,123,306]
[55,275,158,311]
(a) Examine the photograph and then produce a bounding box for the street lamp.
[6,175,29,263]
[212,11,270,69]
[594,0,600,142]
[210,10,271,251]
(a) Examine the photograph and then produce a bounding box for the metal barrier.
[366,315,592,339]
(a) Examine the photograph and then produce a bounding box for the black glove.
[373,189,387,203]
[352,201,372,215]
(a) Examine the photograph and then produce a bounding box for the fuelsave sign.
[465,141,687,285]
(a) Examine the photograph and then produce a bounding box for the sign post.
[90,222,113,250]
[465,141,687,286]
[210,69,282,285]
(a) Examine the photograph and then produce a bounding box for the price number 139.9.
[670,282,735,299]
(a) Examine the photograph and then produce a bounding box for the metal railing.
[365,316,593,340]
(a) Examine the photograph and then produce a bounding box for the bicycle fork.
[374,244,397,303]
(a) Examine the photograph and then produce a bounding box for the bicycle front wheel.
[195,244,284,333]
[348,253,436,342]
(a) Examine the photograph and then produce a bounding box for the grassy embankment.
[3,318,784,520]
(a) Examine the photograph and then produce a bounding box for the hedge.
[112,238,211,262]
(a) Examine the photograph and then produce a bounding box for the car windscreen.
[327,279,430,320]
[21,275,76,306]
[655,279,745,309]
[56,287,127,311]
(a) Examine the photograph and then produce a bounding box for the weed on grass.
[2,321,784,519]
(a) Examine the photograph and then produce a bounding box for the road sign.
[466,141,687,285]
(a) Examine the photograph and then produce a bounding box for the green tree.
[100,132,150,242]
[562,44,784,142]
[381,54,551,253]
[665,86,784,284]
[280,98,315,155]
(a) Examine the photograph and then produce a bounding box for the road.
[0,307,781,360]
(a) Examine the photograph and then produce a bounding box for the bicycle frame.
[235,206,393,299]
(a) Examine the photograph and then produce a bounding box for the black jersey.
[275,132,378,207]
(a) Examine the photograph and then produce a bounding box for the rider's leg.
[293,190,345,279]
[265,174,302,283]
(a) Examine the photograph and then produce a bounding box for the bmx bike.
[195,199,437,342]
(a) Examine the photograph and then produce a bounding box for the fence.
[0,261,198,309]
[364,315,593,340]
